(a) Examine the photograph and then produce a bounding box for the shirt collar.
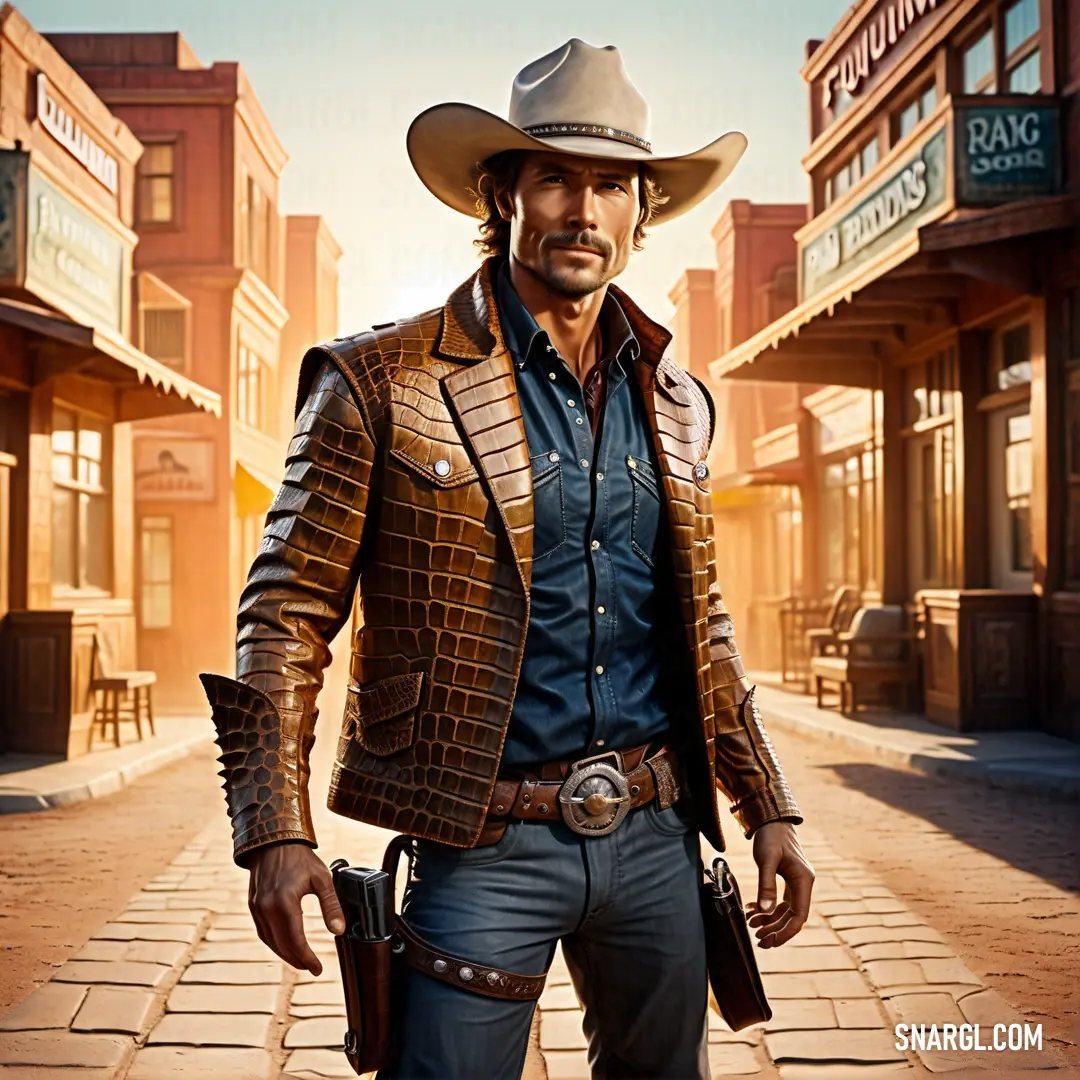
[496,259,640,371]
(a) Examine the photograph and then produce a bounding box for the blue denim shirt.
[496,263,691,768]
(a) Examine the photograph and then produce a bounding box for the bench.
[89,632,157,748]
[810,605,918,717]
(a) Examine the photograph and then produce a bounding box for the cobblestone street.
[0,686,1074,1078]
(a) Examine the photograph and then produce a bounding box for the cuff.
[729,787,804,839]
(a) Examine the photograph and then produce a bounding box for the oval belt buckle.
[558,758,632,837]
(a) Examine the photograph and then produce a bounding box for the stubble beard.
[536,233,617,300]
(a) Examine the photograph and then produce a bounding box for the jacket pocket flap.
[390,448,479,488]
[388,427,479,488]
[350,671,424,724]
[345,672,423,757]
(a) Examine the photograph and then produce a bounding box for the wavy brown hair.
[470,150,669,260]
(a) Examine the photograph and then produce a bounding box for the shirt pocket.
[531,450,567,560]
[626,453,662,568]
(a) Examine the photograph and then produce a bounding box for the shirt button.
[575,416,584,425]
[567,399,575,407]
[595,665,604,675]
[580,458,589,468]
[595,739,606,747]
[548,372,557,381]
[548,451,560,463]
[591,539,600,550]
[596,471,604,482]
[596,605,605,614]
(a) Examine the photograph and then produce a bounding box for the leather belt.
[485,743,683,839]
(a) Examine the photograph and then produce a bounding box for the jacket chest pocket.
[343,671,424,757]
[626,453,662,567]
[531,450,566,560]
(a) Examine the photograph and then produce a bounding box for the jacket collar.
[435,256,672,368]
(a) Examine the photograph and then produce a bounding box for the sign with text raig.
[954,98,1061,205]
[801,126,947,303]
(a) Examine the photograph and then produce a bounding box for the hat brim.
[406,102,747,225]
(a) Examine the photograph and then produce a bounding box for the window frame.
[1003,0,1041,92]
[50,404,113,598]
[135,134,183,229]
[139,515,174,630]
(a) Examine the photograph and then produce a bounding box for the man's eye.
[542,174,564,183]
[604,182,627,191]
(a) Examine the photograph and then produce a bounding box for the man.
[202,38,814,1080]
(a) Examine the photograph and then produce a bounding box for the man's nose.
[565,184,600,231]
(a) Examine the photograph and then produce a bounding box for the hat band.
[522,122,651,153]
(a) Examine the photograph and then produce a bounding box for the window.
[904,347,959,589]
[137,142,176,224]
[236,344,268,430]
[904,349,957,427]
[52,407,111,592]
[140,516,172,629]
[824,138,879,208]
[141,307,187,370]
[1005,0,1041,92]
[1004,413,1033,572]
[991,323,1032,391]
[963,27,996,94]
[246,176,271,284]
[897,81,938,141]
[821,451,878,592]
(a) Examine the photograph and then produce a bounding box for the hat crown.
[508,38,651,144]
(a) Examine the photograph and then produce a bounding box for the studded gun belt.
[485,743,683,839]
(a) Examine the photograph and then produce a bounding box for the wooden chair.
[810,605,918,717]
[89,632,157,748]
[805,585,863,660]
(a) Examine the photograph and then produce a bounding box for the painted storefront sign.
[954,100,1061,204]
[801,126,947,301]
[26,167,124,331]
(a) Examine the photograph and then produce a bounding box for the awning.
[710,194,1080,389]
[234,460,278,517]
[0,298,220,420]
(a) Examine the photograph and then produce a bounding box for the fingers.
[279,887,323,976]
[312,864,347,936]
[248,862,323,975]
[754,845,781,916]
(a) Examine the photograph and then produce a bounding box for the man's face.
[502,151,640,299]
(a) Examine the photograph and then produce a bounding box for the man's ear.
[494,189,514,223]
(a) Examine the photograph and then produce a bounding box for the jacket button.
[548,451,560,463]
[434,459,451,477]
[626,455,637,469]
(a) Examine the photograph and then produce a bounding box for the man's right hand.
[246,841,346,975]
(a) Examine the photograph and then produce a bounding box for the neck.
[508,256,605,383]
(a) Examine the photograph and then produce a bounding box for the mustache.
[544,232,611,258]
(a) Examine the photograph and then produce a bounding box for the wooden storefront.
[0,10,220,758]
[711,0,1080,740]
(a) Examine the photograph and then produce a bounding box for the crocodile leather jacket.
[200,257,802,865]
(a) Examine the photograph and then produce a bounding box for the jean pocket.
[642,799,695,837]
[413,820,524,869]
[531,450,567,560]
[627,455,661,567]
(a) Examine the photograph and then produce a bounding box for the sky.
[25,0,854,335]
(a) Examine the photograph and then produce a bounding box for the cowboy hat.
[406,38,747,225]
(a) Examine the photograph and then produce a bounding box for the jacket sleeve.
[688,373,803,839]
[199,357,376,866]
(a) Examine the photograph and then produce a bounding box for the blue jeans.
[380,800,710,1080]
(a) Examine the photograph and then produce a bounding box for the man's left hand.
[745,821,814,948]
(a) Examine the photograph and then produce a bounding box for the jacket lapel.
[437,261,534,597]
